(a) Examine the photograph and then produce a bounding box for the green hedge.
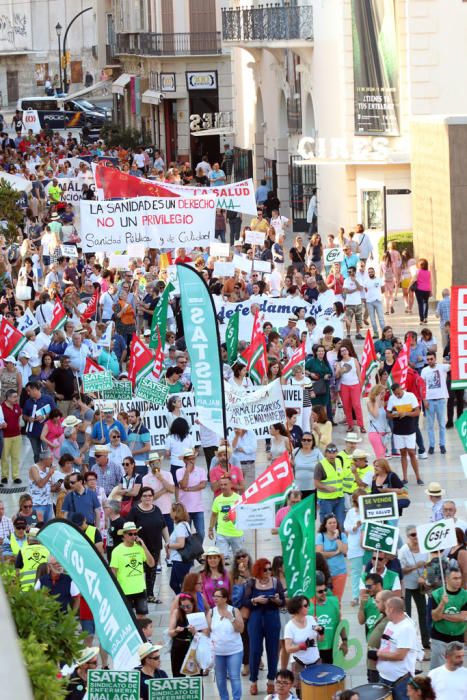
[377,231,413,259]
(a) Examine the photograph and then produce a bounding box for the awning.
[111,74,133,95]
[67,80,111,100]
[142,89,163,106]
[0,50,38,56]
[191,128,235,137]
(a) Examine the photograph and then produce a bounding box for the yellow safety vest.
[19,543,49,590]
[337,451,354,494]
[9,533,26,556]
[85,525,97,543]
[316,458,343,500]
[342,464,374,494]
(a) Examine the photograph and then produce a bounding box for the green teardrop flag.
[279,495,316,599]
[225,310,240,365]
[149,281,175,349]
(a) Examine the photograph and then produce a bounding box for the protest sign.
[236,502,276,530]
[253,259,272,273]
[358,492,398,521]
[60,243,78,258]
[450,286,467,389]
[101,379,133,401]
[210,240,230,257]
[416,519,458,553]
[79,196,217,253]
[226,379,285,429]
[213,261,236,277]
[135,377,169,405]
[148,677,203,700]
[363,521,399,555]
[117,393,200,447]
[87,670,140,700]
[323,247,344,266]
[245,229,266,245]
[16,308,40,334]
[232,254,252,273]
[455,411,467,452]
[83,370,113,393]
[109,254,131,269]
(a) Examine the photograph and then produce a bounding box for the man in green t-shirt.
[430,568,467,669]
[358,573,384,638]
[110,521,155,618]
[208,476,244,562]
[311,572,347,664]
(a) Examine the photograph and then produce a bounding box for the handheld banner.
[416,519,458,553]
[226,378,286,429]
[279,494,316,599]
[363,521,399,555]
[38,519,143,669]
[178,263,225,438]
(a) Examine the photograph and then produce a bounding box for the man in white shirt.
[377,597,418,700]
[365,266,385,339]
[442,501,467,533]
[342,266,364,340]
[270,209,289,236]
[387,384,423,485]
[266,263,282,298]
[195,155,211,176]
[429,641,467,700]
[421,352,450,454]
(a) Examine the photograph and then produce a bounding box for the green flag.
[149,282,174,349]
[225,311,240,365]
[279,495,316,599]
[178,263,225,438]
[38,519,143,670]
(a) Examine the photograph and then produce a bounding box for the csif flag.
[152,327,164,380]
[241,311,268,385]
[50,297,67,331]
[127,334,154,388]
[80,287,100,321]
[389,338,410,389]
[360,330,379,396]
[225,311,240,365]
[84,356,105,374]
[149,282,174,349]
[282,342,306,382]
[0,318,27,358]
[279,495,316,600]
[178,264,225,438]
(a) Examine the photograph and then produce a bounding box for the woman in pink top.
[413,258,432,323]
[201,546,231,607]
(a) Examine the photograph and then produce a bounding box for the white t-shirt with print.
[376,616,417,681]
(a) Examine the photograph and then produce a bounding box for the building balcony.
[221,3,313,47]
[114,32,222,57]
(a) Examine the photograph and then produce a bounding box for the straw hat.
[117,521,141,536]
[62,416,82,428]
[138,642,163,661]
[344,432,362,444]
[425,482,445,497]
[352,448,369,460]
[75,646,100,666]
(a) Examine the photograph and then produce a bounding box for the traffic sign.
[386,189,411,195]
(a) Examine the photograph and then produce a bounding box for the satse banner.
[79,196,217,252]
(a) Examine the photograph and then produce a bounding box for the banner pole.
[438,551,446,593]
[374,547,379,571]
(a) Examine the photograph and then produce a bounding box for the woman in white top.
[335,344,364,433]
[206,586,244,700]
[367,384,390,459]
[269,423,292,461]
[230,363,253,391]
[164,417,194,487]
[343,488,366,606]
[284,595,321,694]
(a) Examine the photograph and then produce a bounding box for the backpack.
[425,556,449,590]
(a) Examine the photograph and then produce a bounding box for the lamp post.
[55,22,63,94]
[62,7,92,94]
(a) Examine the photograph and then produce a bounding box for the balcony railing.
[115,32,222,56]
[222,4,313,43]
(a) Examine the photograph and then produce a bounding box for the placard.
[127,243,146,258]
[416,519,458,553]
[448,285,467,388]
[213,261,235,278]
[134,377,169,405]
[210,241,230,257]
[323,247,344,266]
[109,254,131,269]
[226,379,286,429]
[148,677,203,700]
[363,521,399,555]
[358,492,398,522]
[236,502,276,530]
[101,379,133,401]
[61,244,78,258]
[186,612,208,631]
[16,308,40,334]
[233,255,252,273]
[253,259,272,273]
[87,669,140,700]
[244,229,266,245]
[82,370,113,393]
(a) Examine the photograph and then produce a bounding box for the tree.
[100,123,142,149]
[1,565,86,700]
[0,179,25,244]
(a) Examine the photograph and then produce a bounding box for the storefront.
[187,70,221,167]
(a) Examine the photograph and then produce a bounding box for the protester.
[109,521,155,618]
[429,641,467,700]
[284,595,321,695]
[207,586,244,700]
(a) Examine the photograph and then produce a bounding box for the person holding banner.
[137,642,167,699]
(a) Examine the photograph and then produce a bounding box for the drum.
[300,663,346,700]
[350,683,393,700]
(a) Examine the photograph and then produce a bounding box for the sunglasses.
[316,588,327,593]
[148,655,160,661]
[22,504,32,509]
[123,461,133,465]
[408,533,417,538]
[15,525,26,530]
[69,479,78,485]
[301,601,309,607]
[236,554,248,559]
[408,678,421,690]
[126,533,138,537]
[302,438,313,442]
[326,449,338,454]
[111,435,120,438]
[263,566,272,572]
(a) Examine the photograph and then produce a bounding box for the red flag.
[0,318,27,358]
[80,288,100,322]
[84,357,105,374]
[360,330,378,397]
[241,311,268,385]
[50,297,67,331]
[282,342,306,382]
[229,453,294,519]
[152,328,164,380]
[390,338,411,389]
[127,334,154,388]
[95,163,181,199]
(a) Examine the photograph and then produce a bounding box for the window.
[362,190,383,230]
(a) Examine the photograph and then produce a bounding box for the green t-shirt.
[110,542,147,595]
[313,594,340,650]
[363,596,380,638]
[212,493,243,537]
[431,586,467,641]
[361,567,399,592]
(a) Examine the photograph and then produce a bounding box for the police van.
[17,96,110,130]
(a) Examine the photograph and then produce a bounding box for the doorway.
[164,99,177,163]
[7,71,18,105]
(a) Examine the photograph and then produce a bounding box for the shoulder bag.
[179,522,204,563]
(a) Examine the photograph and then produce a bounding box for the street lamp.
[62,7,92,94]
[55,22,63,94]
